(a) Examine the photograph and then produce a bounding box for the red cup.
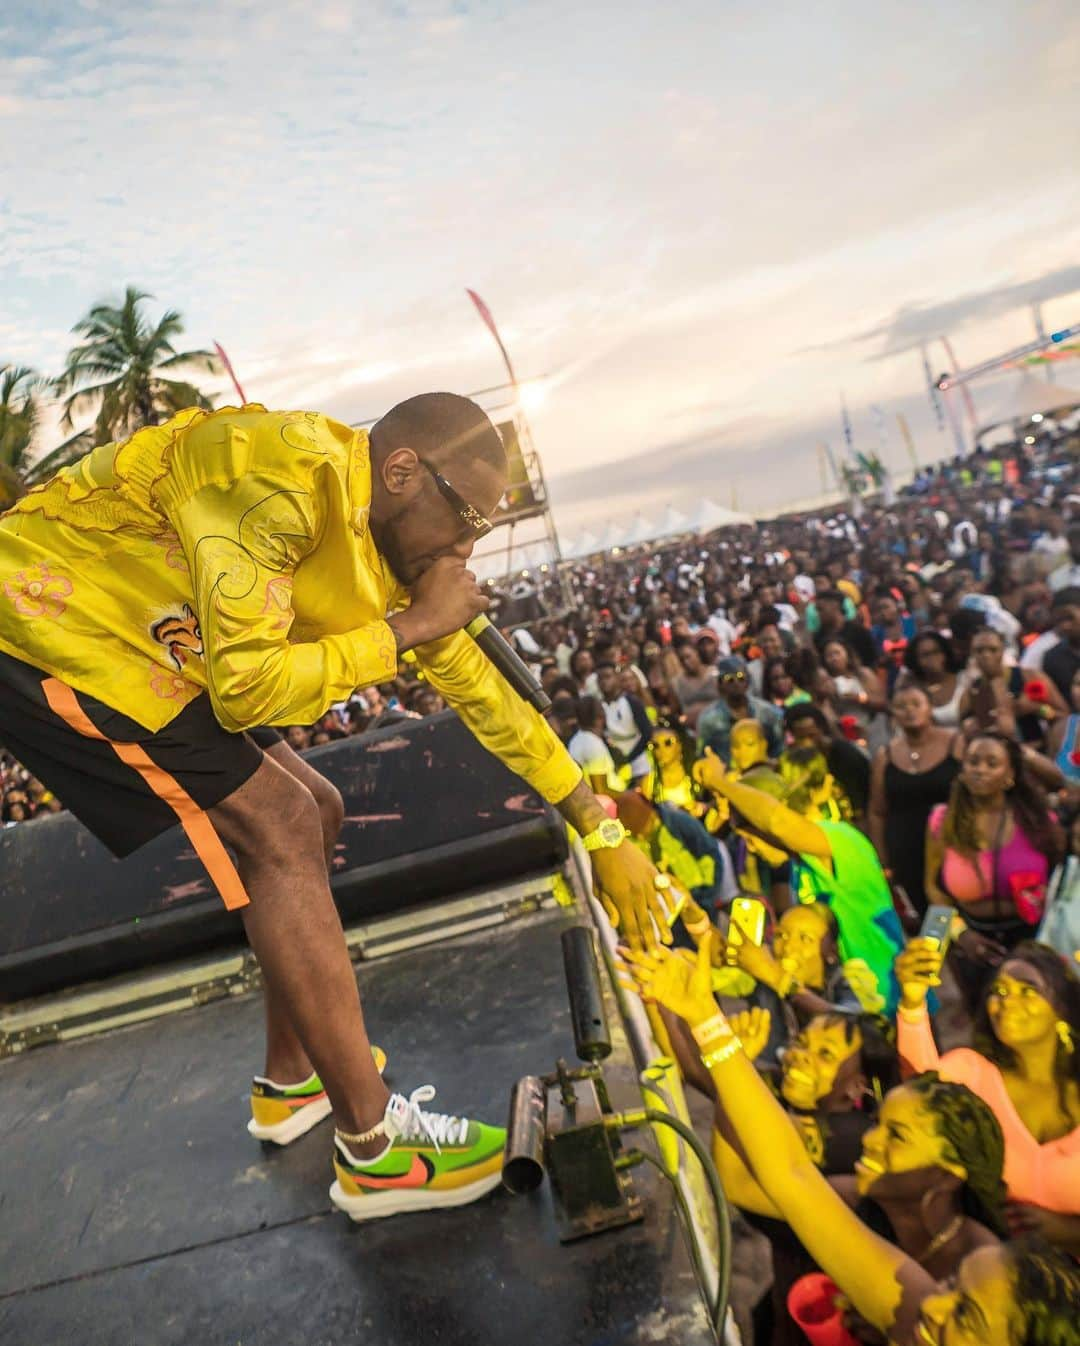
[786,1273,859,1346]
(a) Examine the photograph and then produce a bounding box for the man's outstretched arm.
[169,473,399,732]
[410,621,667,948]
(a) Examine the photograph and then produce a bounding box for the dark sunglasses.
[418,458,494,539]
[720,671,747,684]
[652,734,679,748]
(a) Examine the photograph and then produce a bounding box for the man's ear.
[381,446,419,494]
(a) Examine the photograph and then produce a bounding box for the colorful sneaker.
[248,1045,388,1145]
[329,1084,505,1221]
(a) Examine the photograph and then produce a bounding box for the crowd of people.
[512,434,1079,1345]
[3,414,1077,1336]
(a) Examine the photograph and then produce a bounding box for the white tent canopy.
[657,504,691,537]
[621,513,658,547]
[687,498,753,532]
[475,498,753,578]
[559,501,751,561]
[566,529,600,559]
[976,373,1080,437]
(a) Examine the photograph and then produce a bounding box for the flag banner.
[466,289,518,385]
[213,342,248,405]
[921,345,946,430]
[896,414,919,472]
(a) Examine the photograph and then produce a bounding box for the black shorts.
[0,650,282,909]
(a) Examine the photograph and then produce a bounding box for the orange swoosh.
[349,1152,430,1190]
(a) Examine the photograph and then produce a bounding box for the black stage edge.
[0,904,716,1346]
[0,711,567,1000]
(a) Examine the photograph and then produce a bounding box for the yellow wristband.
[701,1039,742,1070]
[897,1003,926,1023]
[684,913,712,938]
[691,1012,732,1048]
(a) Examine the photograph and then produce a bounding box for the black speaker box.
[0,711,566,1000]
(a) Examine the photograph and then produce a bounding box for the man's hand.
[622,931,718,1027]
[388,557,489,651]
[591,842,671,953]
[894,937,943,1011]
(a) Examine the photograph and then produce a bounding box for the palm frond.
[154,378,215,412]
[58,288,218,444]
[23,429,95,486]
[0,460,26,508]
[156,347,222,374]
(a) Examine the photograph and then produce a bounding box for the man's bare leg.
[252,739,345,1084]
[210,751,388,1152]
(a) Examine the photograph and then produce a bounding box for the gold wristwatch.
[581,818,629,852]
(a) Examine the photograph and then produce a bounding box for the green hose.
[617,1108,732,1336]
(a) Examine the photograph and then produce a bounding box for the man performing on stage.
[0,393,665,1222]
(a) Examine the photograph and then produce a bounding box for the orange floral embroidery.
[3,564,73,618]
[377,634,397,670]
[262,576,293,633]
[149,663,191,701]
[155,529,189,573]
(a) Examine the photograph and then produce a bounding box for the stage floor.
[0,903,717,1346]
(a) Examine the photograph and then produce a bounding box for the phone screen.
[919,904,954,952]
[730,897,766,947]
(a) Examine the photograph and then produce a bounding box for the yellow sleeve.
[412,628,582,805]
[167,473,398,732]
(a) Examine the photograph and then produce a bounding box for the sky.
[2,0,1080,548]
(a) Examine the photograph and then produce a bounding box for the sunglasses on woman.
[418,457,494,539]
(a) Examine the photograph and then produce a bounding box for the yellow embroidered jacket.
[0,404,581,805]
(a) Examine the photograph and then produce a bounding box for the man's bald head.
[367,391,509,585]
[371,392,507,477]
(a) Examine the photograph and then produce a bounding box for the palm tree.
[0,366,40,498]
[53,286,222,445]
[0,365,92,505]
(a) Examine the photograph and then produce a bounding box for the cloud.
[4,0,1080,520]
[809,264,1080,362]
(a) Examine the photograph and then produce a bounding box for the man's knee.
[212,759,325,866]
[309,776,345,846]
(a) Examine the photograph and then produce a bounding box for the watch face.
[599,819,623,847]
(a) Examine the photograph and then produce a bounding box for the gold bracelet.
[701,1039,743,1070]
[691,1012,732,1048]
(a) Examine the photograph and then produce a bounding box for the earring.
[1057,1021,1075,1054]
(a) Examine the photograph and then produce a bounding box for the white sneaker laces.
[383,1085,469,1153]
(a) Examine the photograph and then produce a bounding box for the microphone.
[466,615,552,713]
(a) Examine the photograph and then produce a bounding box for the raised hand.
[730,1006,772,1061]
[692,747,734,795]
[732,935,781,986]
[622,930,718,1027]
[894,937,944,1011]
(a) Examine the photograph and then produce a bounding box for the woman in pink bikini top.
[925,732,1062,956]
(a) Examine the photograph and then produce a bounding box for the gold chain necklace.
[919,1212,964,1266]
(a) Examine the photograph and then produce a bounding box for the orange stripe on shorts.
[42,678,251,911]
